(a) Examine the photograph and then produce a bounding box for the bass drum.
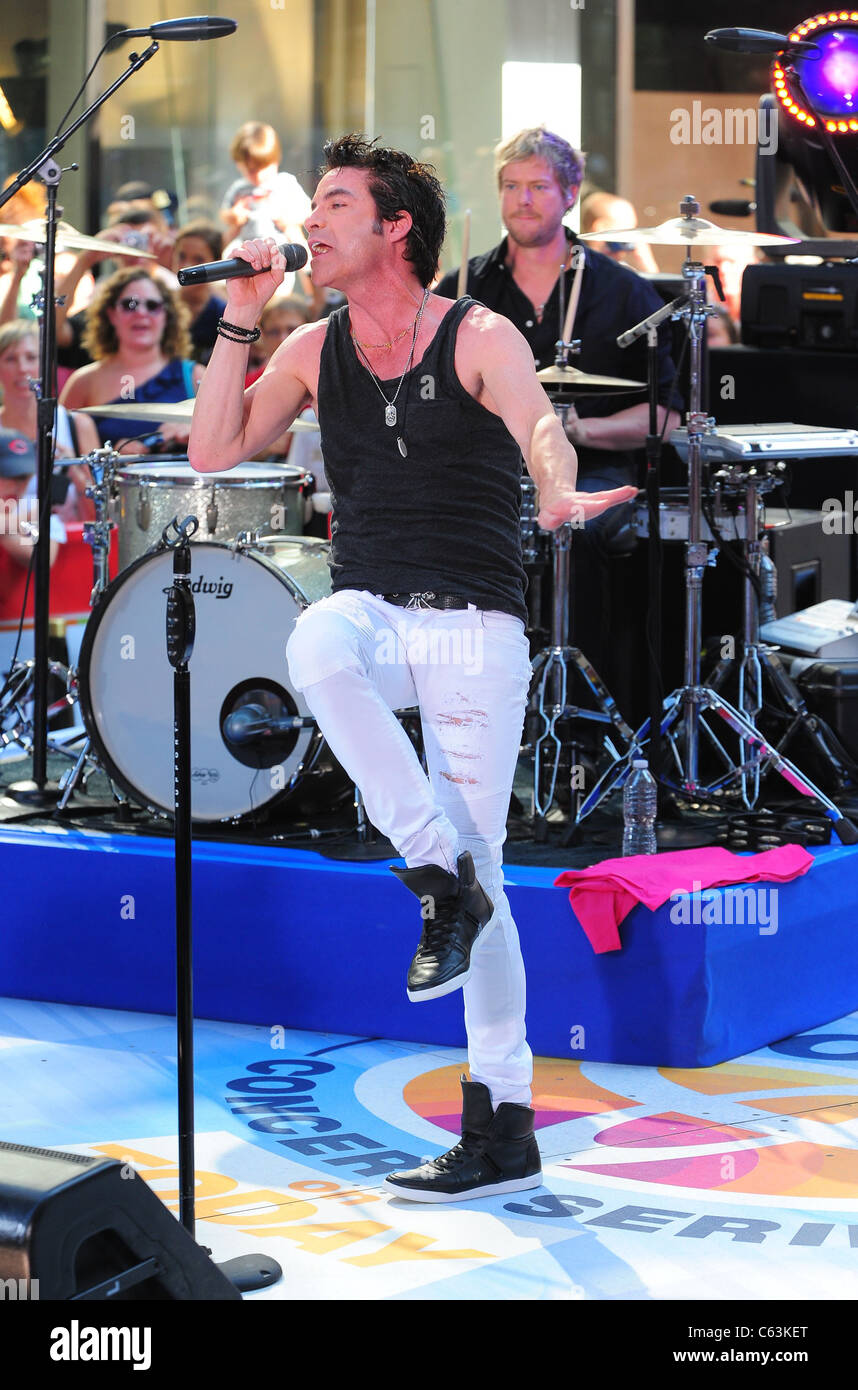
[77,536,341,822]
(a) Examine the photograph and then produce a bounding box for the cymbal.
[578,216,798,249]
[536,364,646,396]
[77,399,320,431]
[0,219,156,258]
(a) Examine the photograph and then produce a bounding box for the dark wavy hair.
[320,134,446,287]
[82,265,191,362]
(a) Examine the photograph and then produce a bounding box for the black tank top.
[316,296,528,622]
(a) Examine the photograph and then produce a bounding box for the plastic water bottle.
[758,548,778,627]
[622,760,658,856]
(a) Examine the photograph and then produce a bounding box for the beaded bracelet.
[217,317,261,344]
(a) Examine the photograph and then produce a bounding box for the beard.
[505,216,561,249]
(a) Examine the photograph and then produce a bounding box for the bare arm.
[188,239,313,473]
[460,308,638,530]
[565,401,682,452]
[59,365,97,410]
[0,242,34,325]
[55,230,125,348]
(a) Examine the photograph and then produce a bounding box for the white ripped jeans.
[286,589,534,1107]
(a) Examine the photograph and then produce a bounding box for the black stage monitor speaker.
[0,1142,241,1300]
[741,262,858,352]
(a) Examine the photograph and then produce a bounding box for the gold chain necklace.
[351,301,424,352]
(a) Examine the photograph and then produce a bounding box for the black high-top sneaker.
[390,852,493,1002]
[384,1076,543,1202]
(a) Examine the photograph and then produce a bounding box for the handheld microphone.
[704,28,820,56]
[177,242,308,286]
[119,16,238,42]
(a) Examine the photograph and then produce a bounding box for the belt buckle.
[405,591,436,610]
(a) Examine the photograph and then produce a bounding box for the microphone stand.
[163,515,281,1295]
[3,41,161,805]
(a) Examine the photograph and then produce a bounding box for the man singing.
[189,135,635,1203]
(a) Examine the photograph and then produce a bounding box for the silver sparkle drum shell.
[112,460,310,570]
[77,537,333,821]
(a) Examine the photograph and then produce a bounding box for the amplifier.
[0,1142,240,1299]
[741,262,858,352]
[763,508,853,617]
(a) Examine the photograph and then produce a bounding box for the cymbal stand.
[527,268,635,835]
[528,488,635,835]
[705,461,855,805]
[575,195,858,844]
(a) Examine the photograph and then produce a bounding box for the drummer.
[59,266,204,454]
[437,126,682,693]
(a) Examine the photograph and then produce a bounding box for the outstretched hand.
[536,484,639,532]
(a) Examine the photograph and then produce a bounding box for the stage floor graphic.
[1,996,857,1301]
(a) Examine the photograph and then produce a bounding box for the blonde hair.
[0,319,38,406]
[0,319,38,358]
[493,127,585,202]
[82,266,191,362]
[229,122,282,173]
[0,174,46,225]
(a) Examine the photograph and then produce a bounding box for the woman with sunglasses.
[60,266,203,452]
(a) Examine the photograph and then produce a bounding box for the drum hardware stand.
[163,512,281,1294]
[81,446,119,605]
[705,461,855,805]
[526,294,634,840]
[575,196,858,845]
[51,447,124,811]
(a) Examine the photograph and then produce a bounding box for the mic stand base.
[5,778,62,807]
[216,1254,282,1293]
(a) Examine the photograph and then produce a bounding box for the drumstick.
[457,209,471,298]
[562,249,585,345]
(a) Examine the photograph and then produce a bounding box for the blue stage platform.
[2,825,857,1067]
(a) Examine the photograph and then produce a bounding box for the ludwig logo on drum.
[161,577,234,599]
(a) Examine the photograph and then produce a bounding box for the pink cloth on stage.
[554,845,814,954]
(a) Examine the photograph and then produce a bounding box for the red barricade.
[0,523,118,632]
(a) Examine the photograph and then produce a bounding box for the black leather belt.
[381,592,470,610]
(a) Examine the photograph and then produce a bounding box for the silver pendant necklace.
[352,289,429,457]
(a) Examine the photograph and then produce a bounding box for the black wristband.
[217,317,261,343]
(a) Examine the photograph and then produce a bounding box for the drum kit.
[3,196,856,842]
[0,397,344,824]
[523,195,858,843]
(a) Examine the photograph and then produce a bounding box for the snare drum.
[77,536,337,821]
[112,459,311,570]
